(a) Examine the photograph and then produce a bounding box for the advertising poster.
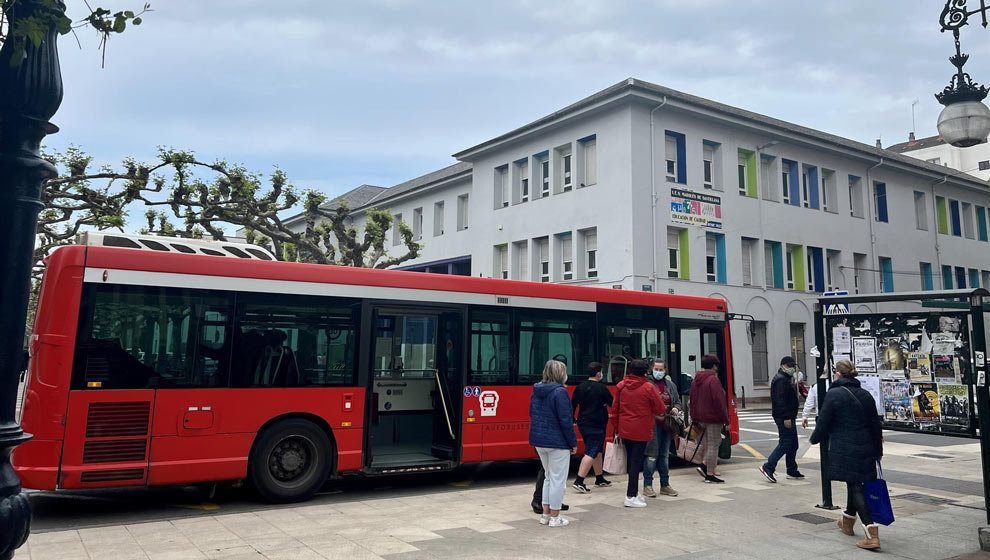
[880,337,907,371]
[853,337,877,373]
[670,188,722,229]
[833,327,852,354]
[882,381,913,422]
[939,384,970,426]
[911,382,940,421]
[908,354,932,382]
[858,376,884,416]
[933,355,957,383]
[932,333,957,357]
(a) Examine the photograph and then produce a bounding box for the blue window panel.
[808,167,820,210]
[809,247,825,292]
[970,269,981,289]
[715,234,726,283]
[942,265,954,289]
[875,183,888,223]
[784,160,800,206]
[880,257,894,293]
[665,130,687,184]
[771,241,784,289]
[978,206,989,241]
[956,266,967,289]
[921,263,933,291]
[950,200,962,236]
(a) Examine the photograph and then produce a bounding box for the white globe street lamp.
[937,2,990,147]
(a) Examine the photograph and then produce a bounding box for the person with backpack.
[528,360,577,527]
[571,362,614,493]
[642,359,681,497]
[689,354,728,484]
[759,356,805,483]
[809,360,884,551]
[609,359,665,507]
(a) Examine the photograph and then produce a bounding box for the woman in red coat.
[689,354,729,483]
[608,359,665,508]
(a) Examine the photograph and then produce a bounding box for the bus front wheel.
[249,419,332,503]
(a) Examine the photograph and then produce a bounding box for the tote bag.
[865,461,894,526]
[603,438,627,474]
[676,423,705,464]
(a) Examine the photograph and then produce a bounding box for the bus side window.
[516,309,595,385]
[469,308,511,385]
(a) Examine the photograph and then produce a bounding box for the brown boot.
[857,524,880,550]
[837,513,855,536]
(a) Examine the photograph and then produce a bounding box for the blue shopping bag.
[864,461,894,526]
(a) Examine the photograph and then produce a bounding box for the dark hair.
[780,356,797,367]
[700,354,720,369]
[629,359,649,376]
[587,362,603,377]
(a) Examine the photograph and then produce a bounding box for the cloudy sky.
[51,0,988,204]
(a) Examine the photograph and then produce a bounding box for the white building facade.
[888,132,990,181]
[287,79,990,400]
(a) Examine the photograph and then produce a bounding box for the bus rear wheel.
[249,419,332,503]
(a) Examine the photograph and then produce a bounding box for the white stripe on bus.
[83,268,598,312]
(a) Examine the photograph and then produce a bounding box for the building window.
[412,207,423,240]
[513,240,528,281]
[983,270,990,290]
[790,323,806,374]
[781,159,797,205]
[392,213,403,246]
[920,262,933,291]
[943,264,954,289]
[854,253,867,294]
[495,165,508,208]
[665,131,686,184]
[751,321,769,385]
[978,206,989,241]
[737,149,756,197]
[536,238,549,282]
[540,157,550,198]
[785,245,804,291]
[963,202,975,239]
[519,160,530,203]
[936,196,949,234]
[782,166,790,204]
[706,234,717,283]
[703,143,715,189]
[873,182,888,223]
[914,191,928,231]
[562,151,572,192]
[555,144,573,193]
[927,157,942,165]
[822,169,837,213]
[494,244,508,279]
[760,154,777,202]
[879,257,894,293]
[557,233,573,280]
[980,160,990,171]
[950,199,962,236]
[956,266,968,289]
[741,237,756,286]
[806,246,824,292]
[667,227,687,279]
[580,136,597,187]
[826,249,840,292]
[849,175,864,218]
[584,229,598,279]
[433,201,444,236]
[457,194,469,231]
[970,268,981,288]
[765,240,783,289]
[801,168,811,208]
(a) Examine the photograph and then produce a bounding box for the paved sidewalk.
[16,445,990,560]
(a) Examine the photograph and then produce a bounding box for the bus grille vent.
[86,402,151,438]
[82,439,147,464]
[84,356,110,383]
[80,469,144,483]
[496,296,510,305]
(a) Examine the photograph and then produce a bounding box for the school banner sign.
[670,188,722,229]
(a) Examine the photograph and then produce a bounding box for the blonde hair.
[835,359,857,378]
[542,359,568,384]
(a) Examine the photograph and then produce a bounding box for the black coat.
[809,377,883,483]
[770,368,799,420]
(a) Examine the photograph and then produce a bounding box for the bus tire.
[249,418,332,504]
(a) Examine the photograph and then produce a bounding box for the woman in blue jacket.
[529,359,578,527]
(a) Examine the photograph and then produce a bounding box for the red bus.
[15,238,739,503]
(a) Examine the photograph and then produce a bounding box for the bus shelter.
[812,288,990,524]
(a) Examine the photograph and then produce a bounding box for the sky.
[48,0,990,216]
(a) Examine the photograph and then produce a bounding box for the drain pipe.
[650,95,668,290]
[865,158,884,296]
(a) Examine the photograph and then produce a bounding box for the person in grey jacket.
[643,359,681,497]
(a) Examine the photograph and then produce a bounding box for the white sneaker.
[539,514,551,525]
[635,495,648,506]
[548,516,569,527]
[624,496,647,508]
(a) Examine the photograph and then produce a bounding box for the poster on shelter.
[833,327,852,354]
[858,375,885,416]
[908,354,932,382]
[933,355,958,383]
[911,382,940,421]
[932,333,957,357]
[882,381,913,422]
[939,384,970,426]
[670,188,722,229]
[853,337,877,373]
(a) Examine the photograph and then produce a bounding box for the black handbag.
[663,411,684,437]
[718,425,731,459]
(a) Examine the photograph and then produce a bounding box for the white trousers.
[536,447,570,510]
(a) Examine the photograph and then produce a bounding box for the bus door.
[670,313,728,421]
[364,306,464,473]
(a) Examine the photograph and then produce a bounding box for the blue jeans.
[643,428,673,487]
[763,418,798,475]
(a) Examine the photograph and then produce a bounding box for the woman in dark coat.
[809,360,884,551]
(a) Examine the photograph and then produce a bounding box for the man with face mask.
[642,359,681,497]
[760,356,805,483]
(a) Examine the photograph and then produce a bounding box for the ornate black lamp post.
[936,1,990,147]
[0,0,64,557]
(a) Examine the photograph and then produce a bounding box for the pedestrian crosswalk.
[736,410,815,428]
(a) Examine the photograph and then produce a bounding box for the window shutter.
[586,232,597,252]
[585,140,597,185]
[742,240,752,285]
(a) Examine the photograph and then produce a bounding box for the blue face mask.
[652,370,665,380]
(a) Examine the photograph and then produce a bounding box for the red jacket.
[609,374,666,442]
[690,369,729,425]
